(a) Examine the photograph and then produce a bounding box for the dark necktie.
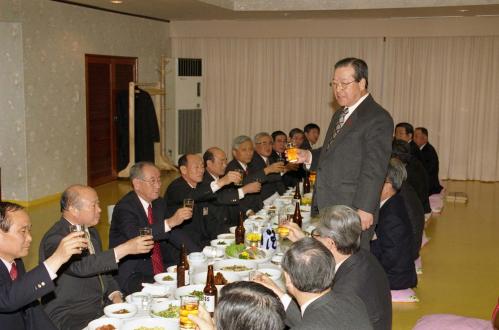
[85,228,105,299]
[10,262,17,281]
[148,204,164,274]
[327,107,349,150]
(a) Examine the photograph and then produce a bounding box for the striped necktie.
[327,107,349,150]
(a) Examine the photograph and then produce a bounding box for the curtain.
[171,36,499,181]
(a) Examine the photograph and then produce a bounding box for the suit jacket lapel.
[131,192,150,226]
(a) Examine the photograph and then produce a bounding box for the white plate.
[103,302,137,319]
[226,248,272,264]
[213,259,257,277]
[257,268,282,282]
[87,317,122,330]
[174,284,206,300]
[210,238,235,248]
[192,271,241,285]
[122,317,179,330]
[150,299,181,319]
[154,272,177,286]
[217,233,235,240]
[141,283,171,297]
[166,265,177,273]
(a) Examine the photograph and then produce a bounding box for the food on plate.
[239,248,265,260]
[216,241,227,245]
[221,265,252,272]
[112,309,130,314]
[214,272,228,285]
[134,327,164,330]
[95,325,116,330]
[225,243,246,258]
[162,275,174,281]
[190,290,204,300]
[152,304,180,318]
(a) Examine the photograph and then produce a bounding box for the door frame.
[85,54,138,186]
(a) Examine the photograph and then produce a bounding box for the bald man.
[39,185,153,330]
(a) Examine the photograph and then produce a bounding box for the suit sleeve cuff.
[164,220,171,232]
[210,181,221,193]
[238,188,245,199]
[43,261,58,280]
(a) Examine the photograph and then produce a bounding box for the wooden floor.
[22,178,499,329]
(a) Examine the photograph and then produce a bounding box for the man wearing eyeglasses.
[109,162,195,295]
[250,132,287,202]
[296,57,394,249]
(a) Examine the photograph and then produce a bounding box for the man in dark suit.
[257,238,372,330]
[297,58,394,249]
[414,127,444,195]
[165,154,241,249]
[225,135,265,216]
[251,132,286,200]
[371,159,418,290]
[302,123,320,150]
[271,130,302,189]
[203,147,261,230]
[109,162,194,295]
[395,122,425,164]
[0,202,87,330]
[276,205,391,330]
[40,185,154,330]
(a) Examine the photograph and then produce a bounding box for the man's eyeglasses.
[256,141,273,146]
[329,80,357,90]
[310,228,322,238]
[141,178,162,186]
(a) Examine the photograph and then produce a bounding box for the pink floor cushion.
[391,288,419,303]
[413,314,493,330]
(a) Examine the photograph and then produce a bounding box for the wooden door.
[85,55,137,186]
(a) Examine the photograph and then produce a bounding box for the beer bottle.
[303,172,311,194]
[293,181,301,201]
[203,265,218,316]
[235,212,246,245]
[292,201,303,229]
[177,244,190,287]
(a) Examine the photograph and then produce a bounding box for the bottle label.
[204,294,216,313]
[185,270,190,285]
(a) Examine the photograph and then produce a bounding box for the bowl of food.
[122,317,179,330]
[166,265,177,273]
[217,233,235,240]
[257,268,283,282]
[174,284,206,300]
[150,299,181,319]
[87,317,122,330]
[103,302,137,319]
[210,238,235,248]
[213,259,257,278]
[192,271,241,286]
[154,272,177,286]
[141,283,171,297]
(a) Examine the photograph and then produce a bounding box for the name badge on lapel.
[203,207,209,216]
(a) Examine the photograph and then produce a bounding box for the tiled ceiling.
[53,0,499,21]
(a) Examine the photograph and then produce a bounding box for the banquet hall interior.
[1,1,499,329]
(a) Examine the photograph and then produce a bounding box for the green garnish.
[152,304,180,318]
[225,243,246,258]
[190,290,204,300]
[162,275,174,281]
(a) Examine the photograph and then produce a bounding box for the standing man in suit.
[0,202,87,330]
[258,238,372,330]
[203,147,261,229]
[371,159,418,290]
[414,127,443,195]
[40,185,154,330]
[297,57,394,249]
[109,162,194,295]
[274,205,392,330]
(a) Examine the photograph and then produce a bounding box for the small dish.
[87,317,122,330]
[154,272,177,286]
[103,302,137,319]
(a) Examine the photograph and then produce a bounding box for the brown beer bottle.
[293,181,301,201]
[292,201,303,229]
[303,173,311,194]
[203,265,218,316]
[177,244,190,287]
[235,212,246,245]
